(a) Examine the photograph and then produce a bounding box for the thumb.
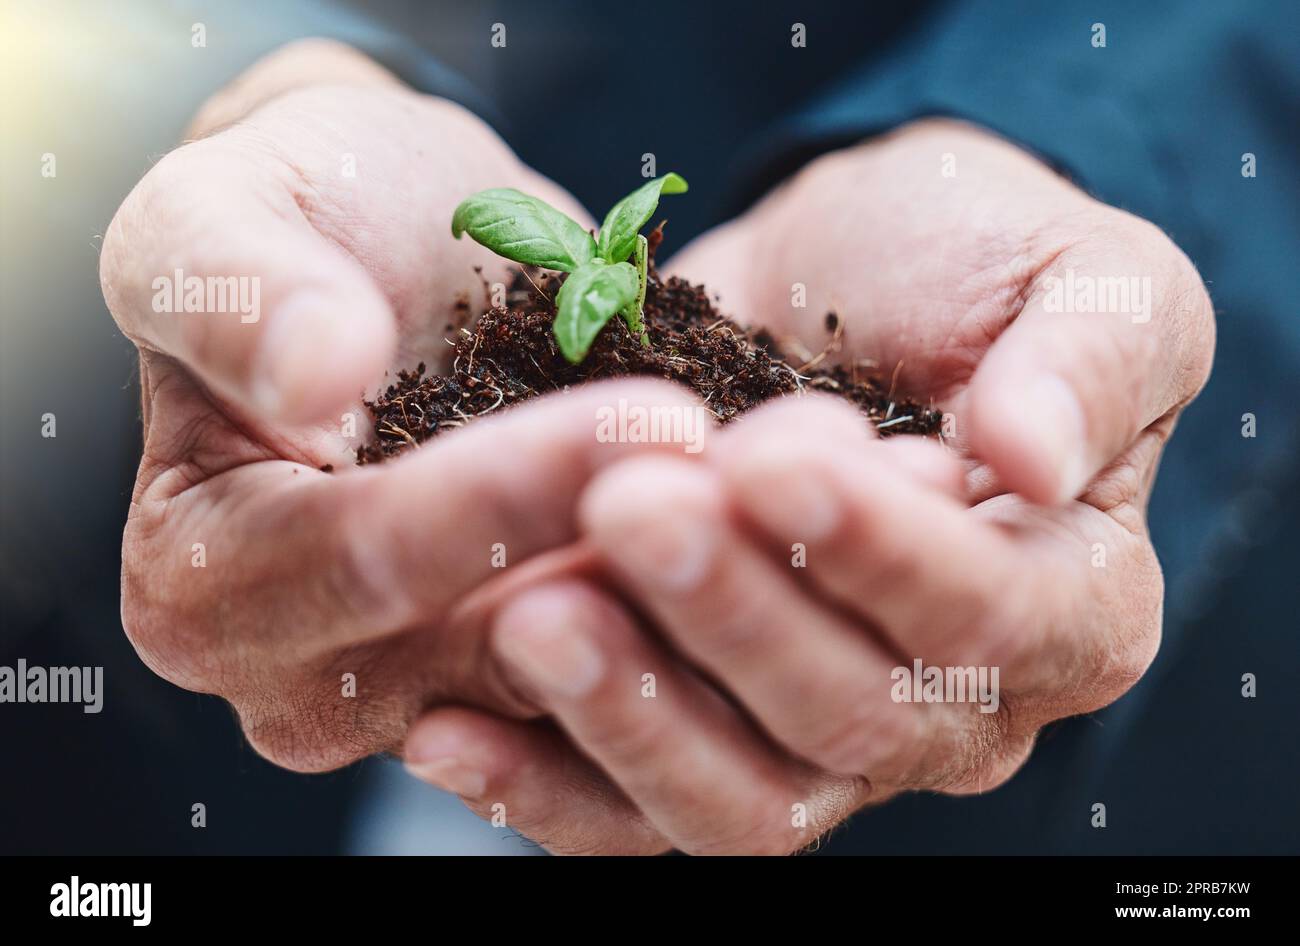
[100,139,396,424]
[967,220,1214,505]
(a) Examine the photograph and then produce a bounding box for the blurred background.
[2,0,1297,854]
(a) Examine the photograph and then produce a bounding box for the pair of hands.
[101,41,1213,854]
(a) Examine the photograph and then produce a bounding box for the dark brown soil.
[357,228,941,464]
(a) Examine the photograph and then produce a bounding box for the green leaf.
[451,188,595,272]
[553,260,640,363]
[596,172,688,264]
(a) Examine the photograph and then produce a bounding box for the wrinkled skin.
[101,42,1214,854]
[403,120,1214,854]
[103,41,633,771]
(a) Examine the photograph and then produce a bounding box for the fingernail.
[603,513,716,592]
[733,442,840,542]
[1023,373,1088,502]
[496,619,605,700]
[252,289,354,420]
[404,758,487,798]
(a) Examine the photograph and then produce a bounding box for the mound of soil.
[357,228,940,464]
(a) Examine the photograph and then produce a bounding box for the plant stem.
[623,234,651,346]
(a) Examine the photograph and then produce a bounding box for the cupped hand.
[403,120,1215,854]
[100,40,687,773]
[672,118,1215,506]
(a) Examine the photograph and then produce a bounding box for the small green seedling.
[451,173,688,363]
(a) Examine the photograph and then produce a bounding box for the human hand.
[100,40,691,772]
[672,118,1215,507]
[402,120,1214,854]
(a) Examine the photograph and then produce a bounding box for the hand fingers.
[100,136,397,424]
[708,397,1081,688]
[169,544,605,775]
[489,580,868,855]
[123,379,704,707]
[582,452,1004,789]
[967,211,1215,504]
[404,707,670,855]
